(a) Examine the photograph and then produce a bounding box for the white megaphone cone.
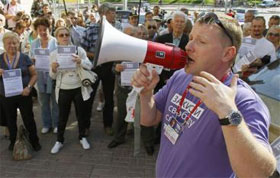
[93,16,188,69]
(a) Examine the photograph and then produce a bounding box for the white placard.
[238,38,257,58]
[234,38,258,73]
[233,51,258,72]
[2,69,23,97]
[120,62,139,87]
[57,46,76,70]
[34,48,50,71]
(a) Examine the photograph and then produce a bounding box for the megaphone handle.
[133,63,163,94]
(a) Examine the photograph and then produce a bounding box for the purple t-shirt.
[154,69,271,178]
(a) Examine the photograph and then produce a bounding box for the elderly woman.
[30,17,59,134]
[0,32,41,151]
[266,25,280,59]
[49,26,93,154]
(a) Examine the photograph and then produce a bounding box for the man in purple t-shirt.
[131,13,276,177]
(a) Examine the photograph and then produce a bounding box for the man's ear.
[222,46,236,63]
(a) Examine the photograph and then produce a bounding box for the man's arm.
[222,119,276,177]
[131,64,162,126]
[189,71,276,177]
[140,90,162,126]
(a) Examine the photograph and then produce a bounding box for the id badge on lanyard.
[164,74,229,145]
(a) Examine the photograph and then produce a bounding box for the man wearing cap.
[159,15,172,36]
[122,13,138,30]
[81,2,122,136]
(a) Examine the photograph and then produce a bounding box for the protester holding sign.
[49,26,94,154]
[0,32,41,152]
[30,17,59,134]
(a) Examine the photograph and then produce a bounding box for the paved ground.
[0,97,158,178]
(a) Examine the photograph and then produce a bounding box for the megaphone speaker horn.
[94,16,188,70]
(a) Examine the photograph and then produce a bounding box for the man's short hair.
[253,16,266,26]
[98,2,115,15]
[42,3,49,8]
[270,15,280,21]
[172,11,187,23]
[153,5,160,10]
[197,13,242,55]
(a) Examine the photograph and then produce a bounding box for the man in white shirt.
[238,16,276,77]
[4,0,24,30]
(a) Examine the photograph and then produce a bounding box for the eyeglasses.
[148,25,157,30]
[201,12,233,45]
[23,18,29,21]
[268,32,279,37]
[58,33,70,38]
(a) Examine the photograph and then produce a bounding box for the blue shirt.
[30,36,57,93]
[0,53,33,97]
[81,23,100,55]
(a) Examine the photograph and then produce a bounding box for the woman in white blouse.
[49,26,94,154]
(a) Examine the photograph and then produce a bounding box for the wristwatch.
[219,110,242,126]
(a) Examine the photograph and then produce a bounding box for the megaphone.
[93,16,188,69]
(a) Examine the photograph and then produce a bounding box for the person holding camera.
[49,26,94,154]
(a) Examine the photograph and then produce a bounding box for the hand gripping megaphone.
[93,16,188,69]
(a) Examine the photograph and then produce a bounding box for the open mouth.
[188,56,195,65]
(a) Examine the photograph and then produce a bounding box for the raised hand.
[131,64,159,95]
[189,71,238,118]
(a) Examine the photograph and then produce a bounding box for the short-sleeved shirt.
[0,53,33,97]
[154,69,271,177]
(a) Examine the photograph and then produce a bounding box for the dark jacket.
[155,32,189,51]
[154,32,189,92]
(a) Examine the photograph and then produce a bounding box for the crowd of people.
[0,0,279,177]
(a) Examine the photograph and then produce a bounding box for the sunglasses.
[268,32,279,37]
[201,12,233,45]
[23,18,29,21]
[58,33,70,38]
[148,25,157,30]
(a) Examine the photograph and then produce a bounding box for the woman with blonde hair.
[266,25,280,59]
[49,26,94,154]
[0,32,41,151]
